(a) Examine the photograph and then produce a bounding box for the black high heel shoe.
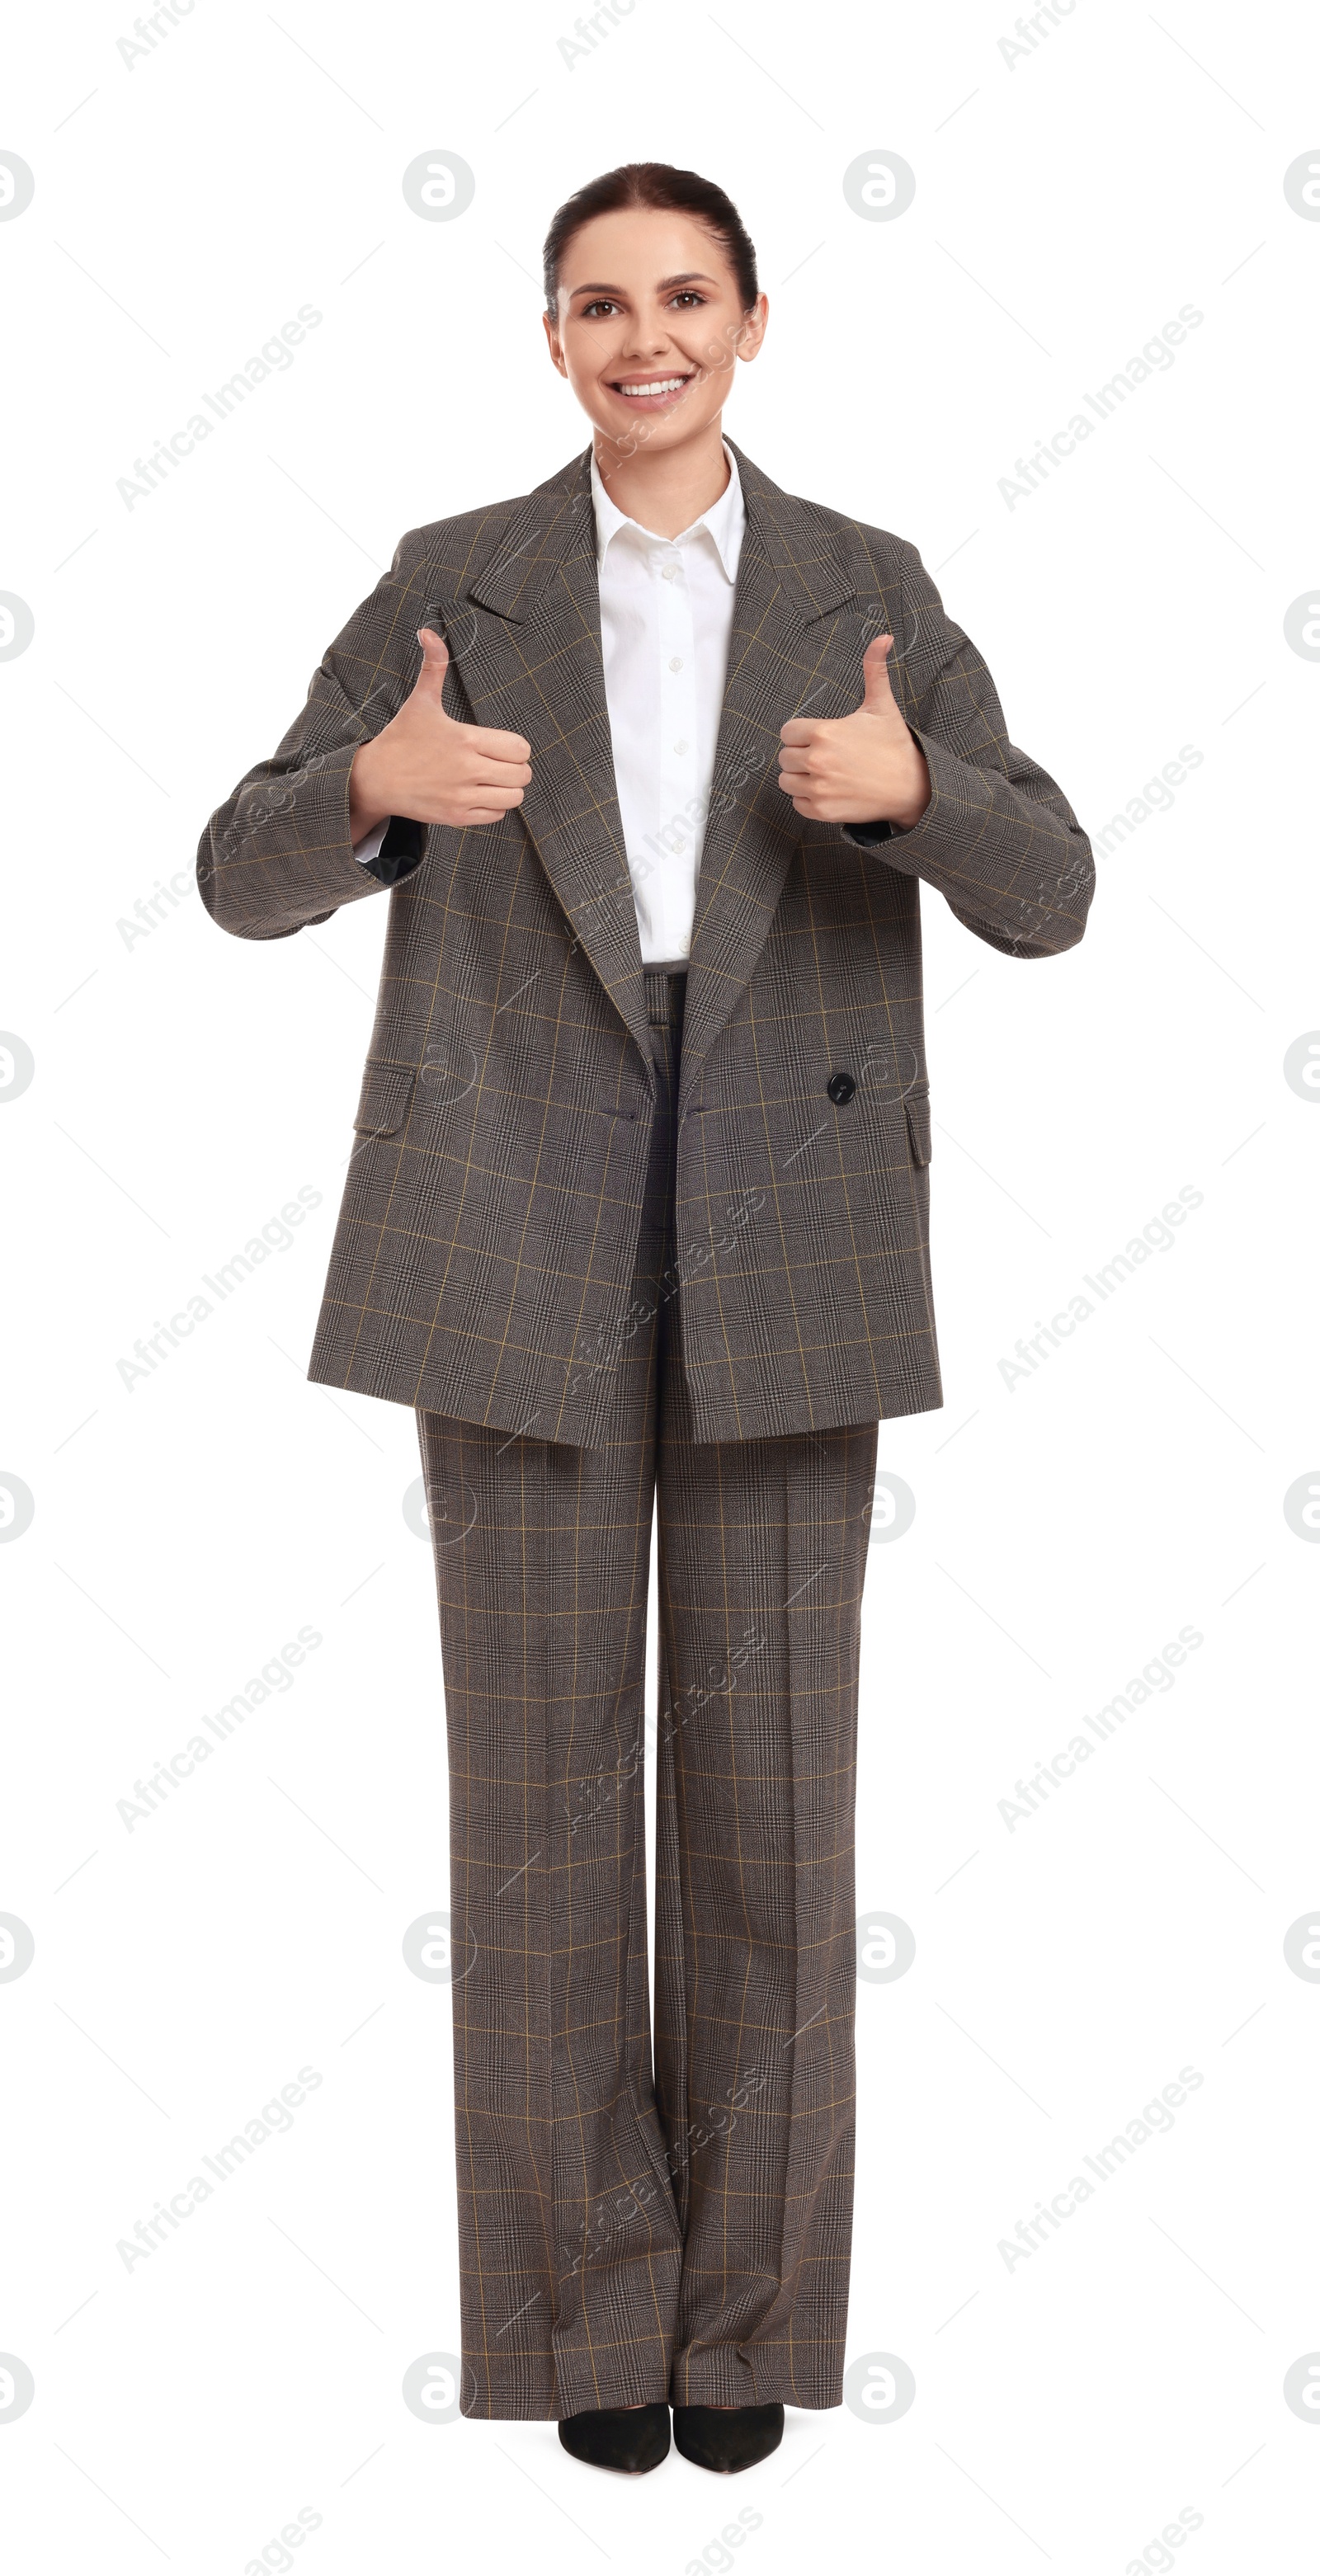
[672,2403,784,2472]
[558,2403,671,2474]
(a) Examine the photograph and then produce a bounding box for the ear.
[734,294,770,365]
[541,309,568,379]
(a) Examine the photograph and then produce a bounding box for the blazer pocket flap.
[352,1057,417,1137]
[904,1089,931,1166]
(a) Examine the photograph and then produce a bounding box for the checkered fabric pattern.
[197,439,1093,1445]
[418,981,879,2417]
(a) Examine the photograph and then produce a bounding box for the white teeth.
[615,377,687,396]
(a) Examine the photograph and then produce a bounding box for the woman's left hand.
[777,635,931,830]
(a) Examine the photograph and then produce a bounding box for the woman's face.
[544,205,767,454]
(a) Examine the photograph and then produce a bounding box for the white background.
[3,0,1319,2568]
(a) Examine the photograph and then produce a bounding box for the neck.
[592,417,731,539]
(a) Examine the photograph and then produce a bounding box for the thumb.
[413,627,451,710]
[860,633,900,714]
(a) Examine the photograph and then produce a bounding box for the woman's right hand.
[347,629,533,840]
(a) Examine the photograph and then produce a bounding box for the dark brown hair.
[542,162,759,317]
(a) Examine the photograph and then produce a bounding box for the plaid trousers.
[417,968,879,2417]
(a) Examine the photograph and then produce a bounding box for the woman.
[199,161,1093,2477]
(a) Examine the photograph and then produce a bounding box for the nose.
[618,332,674,364]
[615,305,681,356]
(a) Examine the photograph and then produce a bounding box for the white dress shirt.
[355,444,746,964]
[590,440,744,963]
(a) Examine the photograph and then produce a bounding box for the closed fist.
[777,636,931,831]
[348,629,533,839]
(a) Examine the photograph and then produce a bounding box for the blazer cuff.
[843,815,896,847]
[842,726,1085,954]
[845,728,968,876]
[360,814,426,885]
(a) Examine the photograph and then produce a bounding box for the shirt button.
[668,657,683,672]
[661,563,678,581]
[673,740,688,756]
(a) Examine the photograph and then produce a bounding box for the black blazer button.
[827,1071,856,1105]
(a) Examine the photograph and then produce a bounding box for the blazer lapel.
[445,440,874,1098]
[446,450,654,1081]
[678,441,865,1088]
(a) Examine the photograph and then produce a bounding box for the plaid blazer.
[197,439,1094,1446]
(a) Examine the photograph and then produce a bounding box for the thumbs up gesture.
[777,636,931,831]
[347,629,533,841]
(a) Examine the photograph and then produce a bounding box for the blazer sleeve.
[196,529,431,942]
[843,541,1095,959]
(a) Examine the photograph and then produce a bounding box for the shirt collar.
[589,440,745,583]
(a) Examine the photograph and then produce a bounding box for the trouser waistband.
[644,963,688,1026]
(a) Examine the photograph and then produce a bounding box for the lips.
[608,372,695,401]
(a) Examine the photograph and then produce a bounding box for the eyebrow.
[568,272,719,298]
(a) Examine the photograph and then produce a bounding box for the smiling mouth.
[608,372,695,401]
